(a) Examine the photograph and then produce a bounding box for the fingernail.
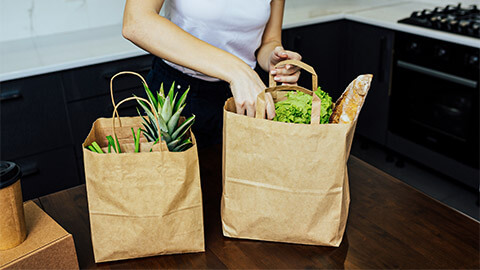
[286,64,291,70]
[274,76,280,81]
[270,70,277,75]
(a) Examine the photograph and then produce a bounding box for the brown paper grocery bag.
[82,74,204,263]
[221,60,369,246]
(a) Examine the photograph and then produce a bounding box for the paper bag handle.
[269,59,317,91]
[109,71,149,127]
[257,60,321,124]
[111,96,163,151]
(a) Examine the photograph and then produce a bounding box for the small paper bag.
[82,73,204,263]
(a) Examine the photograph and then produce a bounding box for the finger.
[273,71,301,84]
[284,50,302,61]
[235,102,245,115]
[274,66,301,76]
[265,93,276,120]
[245,101,256,118]
[271,46,288,62]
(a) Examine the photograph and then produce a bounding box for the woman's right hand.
[229,65,275,120]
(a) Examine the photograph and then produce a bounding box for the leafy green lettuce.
[273,87,333,124]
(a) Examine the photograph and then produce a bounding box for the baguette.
[329,74,373,124]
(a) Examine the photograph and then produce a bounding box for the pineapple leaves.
[140,128,155,142]
[143,82,158,109]
[175,87,190,112]
[167,104,185,134]
[161,96,173,123]
[136,96,168,133]
[167,138,181,149]
[171,115,195,141]
[173,138,192,152]
[168,81,175,103]
[135,81,194,152]
[162,131,172,143]
[159,83,165,98]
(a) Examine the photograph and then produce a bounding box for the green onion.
[91,142,104,153]
[106,135,117,153]
[115,134,122,153]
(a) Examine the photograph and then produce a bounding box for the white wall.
[0,0,126,42]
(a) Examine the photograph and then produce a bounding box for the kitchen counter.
[1,0,479,82]
[32,146,479,269]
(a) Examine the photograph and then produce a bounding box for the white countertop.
[1,0,479,83]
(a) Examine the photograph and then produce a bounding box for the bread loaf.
[329,74,373,124]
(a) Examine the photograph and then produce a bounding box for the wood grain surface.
[35,145,479,269]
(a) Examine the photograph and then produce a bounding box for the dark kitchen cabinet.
[0,73,72,159]
[13,147,80,200]
[0,54,154,199]
[281,21,393,146]
[0,73,79,199]
[343,22,394,146]
[62,55,153,102]
[65,54,154,184]
[65,55,153,147]
[283,21,347,100]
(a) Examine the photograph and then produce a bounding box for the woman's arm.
[256,0,301,85]
[123,0,270,118]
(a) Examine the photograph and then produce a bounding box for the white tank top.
[163,0,272,81]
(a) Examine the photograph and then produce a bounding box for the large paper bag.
[82,73,204,263]
[222,60,370,246]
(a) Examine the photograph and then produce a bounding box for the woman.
[123,0,301,147]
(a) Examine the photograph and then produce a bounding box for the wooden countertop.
[33,145,479,269]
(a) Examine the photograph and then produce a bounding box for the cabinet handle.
[378,36,387,83]
[103,67,151,80]
[19,161,39,177]
[0,89,22,101]
[397,60,478,88]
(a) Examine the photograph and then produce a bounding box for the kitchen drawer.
[62,54,154,101]
[0,74,72,159]
[68,86,147,148]
[13,146,80,201]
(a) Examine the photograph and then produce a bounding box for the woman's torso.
[163,0,272,81]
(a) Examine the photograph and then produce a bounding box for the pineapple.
[135,82,195,152]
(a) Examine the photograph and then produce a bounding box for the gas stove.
[398,3,480,38]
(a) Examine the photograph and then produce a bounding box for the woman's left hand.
[269,46,302,85]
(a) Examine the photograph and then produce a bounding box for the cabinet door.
[284,21,346,100]
[343,22,394,146]
[62,54,153,102]
[0,74,72,159]
[14,146,80,200]
[68,87,147,149]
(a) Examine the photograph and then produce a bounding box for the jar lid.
[0,161,22,189]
